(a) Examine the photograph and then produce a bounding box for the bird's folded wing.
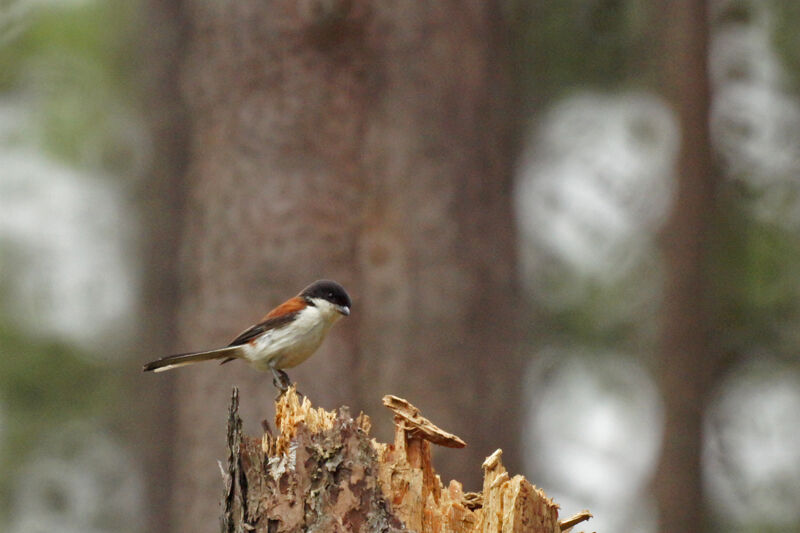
[227,310,300,346]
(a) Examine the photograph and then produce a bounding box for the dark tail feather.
[142,346,242,373]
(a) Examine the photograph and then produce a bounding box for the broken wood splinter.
[382,394,467,448]
[559,510,593,531]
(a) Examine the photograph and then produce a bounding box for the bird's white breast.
[243,305,337,371]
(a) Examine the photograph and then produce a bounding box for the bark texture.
[172,2,521,530]
[654,1,718,531]
[222,388,569,533]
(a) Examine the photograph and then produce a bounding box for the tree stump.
[220,387,591,532]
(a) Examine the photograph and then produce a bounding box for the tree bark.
[171,2,521,530]
[653,2,718,531]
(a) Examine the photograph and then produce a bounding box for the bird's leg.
[271,368,291,393]
[270,367,307,401]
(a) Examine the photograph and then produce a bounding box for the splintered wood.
[221,387,588,533]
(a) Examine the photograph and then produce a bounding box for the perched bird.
[143,280,351,391]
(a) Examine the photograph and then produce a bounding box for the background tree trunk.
[136,1,190,530]
[654,1,718,531]
[170,2,521,530]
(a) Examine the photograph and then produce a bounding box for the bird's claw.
[271,368,305,400]
[271,368,290,390]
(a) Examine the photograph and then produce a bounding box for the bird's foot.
[271,368,290,391]
[271,368,306,400]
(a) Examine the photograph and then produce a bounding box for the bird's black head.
[301,280,352,316]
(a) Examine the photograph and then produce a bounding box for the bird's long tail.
[142,346,243,373]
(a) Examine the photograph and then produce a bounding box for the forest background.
[1,1,799,532]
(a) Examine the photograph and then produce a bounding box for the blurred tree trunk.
[170,1,521,531]
[654,1,718,532]
[137,1,189,531]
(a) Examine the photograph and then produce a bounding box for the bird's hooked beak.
[336,305,350,316]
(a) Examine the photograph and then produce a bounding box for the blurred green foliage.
[0,1,134,90]
[0,0,139,168]
[509,0,664,357]
[509,0,655,113]
[511,5,800,526]
[0,0,139,523]
[772,0,800,91]
[0,326,124,518]
[713,183,800,362]
[511,0,800,364]
[531,269,661,354]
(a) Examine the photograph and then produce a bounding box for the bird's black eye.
[328,291,333,299]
